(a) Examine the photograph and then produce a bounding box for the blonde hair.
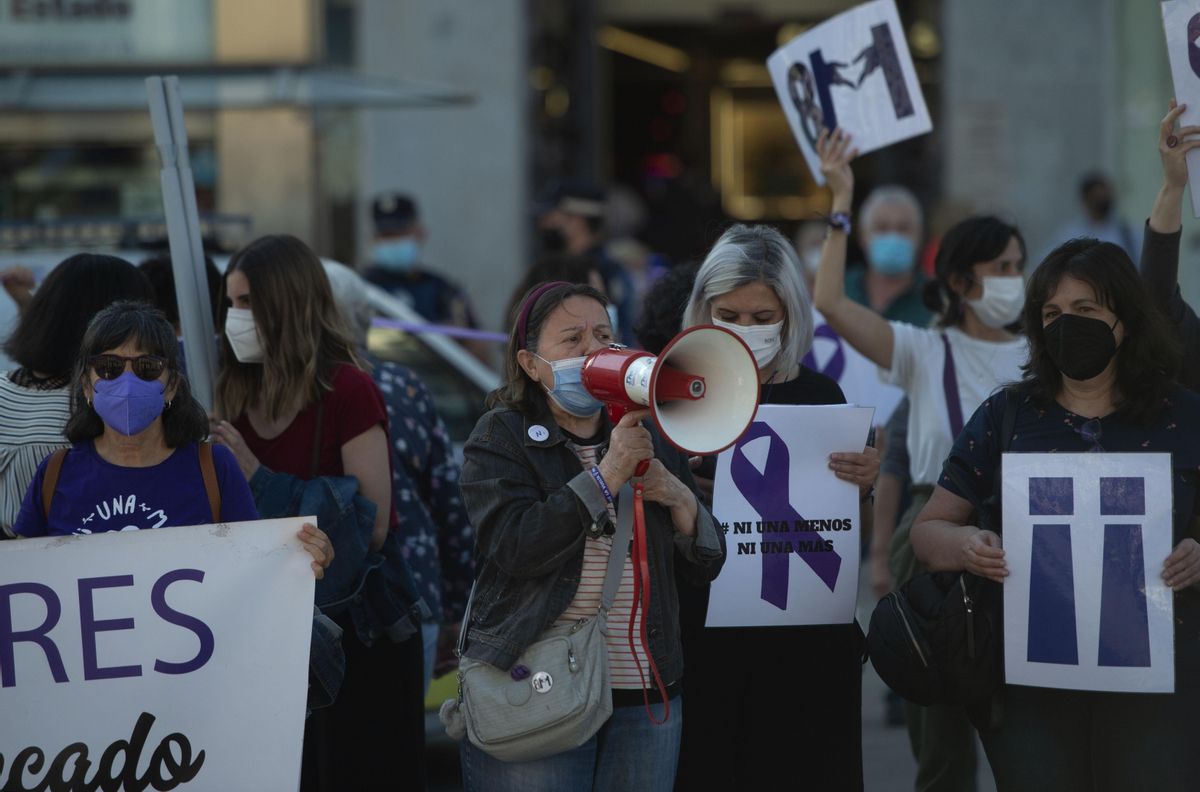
[216,235,363,421]
[684,224,814,366]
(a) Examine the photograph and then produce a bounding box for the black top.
[760,365,847,407]
[1139,221,1200,392]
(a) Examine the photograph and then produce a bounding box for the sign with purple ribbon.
[706,404,872,628]
[1002,454,1175,693]
[804,309,904,427]
[768,0,931,187]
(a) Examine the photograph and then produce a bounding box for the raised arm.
[1144,99,1200,392]
[811,128,896,369]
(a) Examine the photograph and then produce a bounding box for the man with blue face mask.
[845,185,932,327]
[363,192,481,339]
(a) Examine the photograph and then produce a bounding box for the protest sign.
[0,518,315,791]
[804,309,904,426]
[768,0,931,185]
[706,404,873,627]
[1002,454,1174,693]
[1163,1,1200,218]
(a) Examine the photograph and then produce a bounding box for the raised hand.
[816,127,859,204]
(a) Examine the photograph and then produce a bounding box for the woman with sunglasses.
[911,239,1200,790]
[11,302,325,558]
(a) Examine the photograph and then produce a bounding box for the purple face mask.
[92,370,166,436]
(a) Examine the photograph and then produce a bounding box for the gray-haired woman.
[673,223,878,790]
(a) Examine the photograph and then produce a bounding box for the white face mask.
[225,307,265,363]
[966,275,1025,329]
[711,317,784,369]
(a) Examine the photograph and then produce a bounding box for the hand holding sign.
[769,0,931,185]
[1158,99,1200,194]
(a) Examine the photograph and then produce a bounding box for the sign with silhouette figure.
[768,0,931,185]
[1002,454,1175,693]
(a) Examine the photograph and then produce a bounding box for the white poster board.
[804,309,905,426]
[1163,1,1200,218]
[0,518,315,790]
[707,404,873,627]
[1002,454,1174,693]
[768,0,932,185]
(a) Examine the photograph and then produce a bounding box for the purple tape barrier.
[371,318,507,343]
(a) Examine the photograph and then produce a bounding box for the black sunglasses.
[88,354,167,382]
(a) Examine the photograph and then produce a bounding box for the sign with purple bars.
[1002,454,1174,693]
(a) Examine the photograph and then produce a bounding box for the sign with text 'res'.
[769,0,932,186]
[707,404,873,627]
[0,518,315,791]
[1002,454,1175,693]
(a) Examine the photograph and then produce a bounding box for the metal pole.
[146,76,217,412]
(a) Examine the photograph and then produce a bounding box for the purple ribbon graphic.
[730,422,843,609]
[801,324,847,383]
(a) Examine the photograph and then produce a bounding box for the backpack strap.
[198,442,222,523]
[41,448,69,519]
[940,333,965,438]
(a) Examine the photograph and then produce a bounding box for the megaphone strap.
[627,479,672,725]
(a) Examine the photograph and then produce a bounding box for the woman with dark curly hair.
[913,238,1200,790]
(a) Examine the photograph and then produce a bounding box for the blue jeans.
[461,696,682,792]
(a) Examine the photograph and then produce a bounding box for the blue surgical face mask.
[536,354,603,417]
[92,370,166,437]
[868,233,917,276]
[372,238,421,272]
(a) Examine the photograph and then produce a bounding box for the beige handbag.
[440,485,633,762]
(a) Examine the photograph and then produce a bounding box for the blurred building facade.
[2,0,1196,337]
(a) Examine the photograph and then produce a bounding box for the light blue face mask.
[868,233,917,276]
[537,354,603,417]
[372,238,421,272]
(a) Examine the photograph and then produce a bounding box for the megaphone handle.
[628,478,671,725]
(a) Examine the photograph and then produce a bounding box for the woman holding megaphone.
[451,281,723,791]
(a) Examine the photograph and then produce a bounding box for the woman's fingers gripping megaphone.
[599,409,654,491]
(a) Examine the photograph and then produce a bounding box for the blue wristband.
[589,466,614,504]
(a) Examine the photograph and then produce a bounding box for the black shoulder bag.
[867,388,1019,709]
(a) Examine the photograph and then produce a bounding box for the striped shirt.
[0,373,71,536]
[555,442,652,690]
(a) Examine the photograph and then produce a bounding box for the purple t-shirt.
[13,441,259,537]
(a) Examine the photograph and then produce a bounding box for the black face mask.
[1043,313,1118,381]
[540,227,567,253]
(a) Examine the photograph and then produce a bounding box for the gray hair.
[859,184,923,237]
[684,224,814,365]
[321,260,373,346]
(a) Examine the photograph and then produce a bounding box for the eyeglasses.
[88,354,167,382]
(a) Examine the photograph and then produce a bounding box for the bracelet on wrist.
[589,466,614,504]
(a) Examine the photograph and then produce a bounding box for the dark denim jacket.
[459,404,725,684]
[250,466,429,646]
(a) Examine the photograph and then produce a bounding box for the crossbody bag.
[439,483,635,763]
